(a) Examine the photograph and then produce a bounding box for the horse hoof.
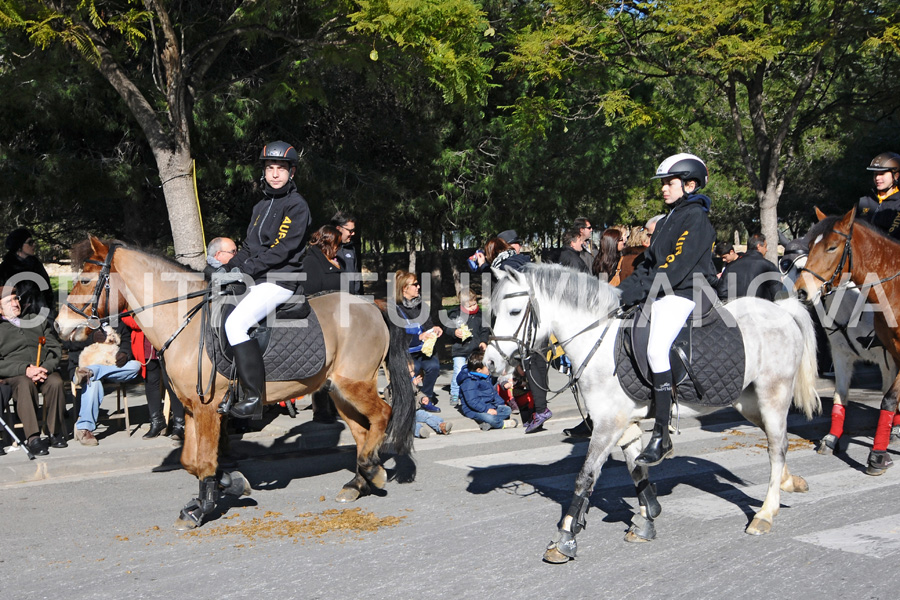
[542,546,572,564]
[790,475,809,493]
[817,434,838,455]
[624,530,653,543]
[174,517,198,531]
[746,518,772,535]
[336,487,361,503]
[369,466,387,490]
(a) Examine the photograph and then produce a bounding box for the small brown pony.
[795,207,900,476]
[55,237,416,528]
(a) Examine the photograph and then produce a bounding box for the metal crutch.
[0,412,36,460]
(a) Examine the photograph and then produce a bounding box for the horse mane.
[493,263,620,315]
[70,238,200,274]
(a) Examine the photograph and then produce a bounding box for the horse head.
[794,207,854,303]
[55,236,126,342]
[484,264,620,376]
[484,267,535,376]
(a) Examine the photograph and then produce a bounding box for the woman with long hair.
[592,228,626,284]
[301,225,343,295]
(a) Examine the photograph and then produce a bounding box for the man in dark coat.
[558,227,591,274]
[716,233,782,301]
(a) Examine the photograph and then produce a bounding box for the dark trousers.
[7,373,66,440]
[412,352,441,400]
[145,359,184,421]
[525,351,549,412]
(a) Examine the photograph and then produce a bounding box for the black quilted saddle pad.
[614,307,746,407]
[205,304,326,382]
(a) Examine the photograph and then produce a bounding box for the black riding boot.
[635,370,674,467]
[229,340,267,419]
[168,416,185,442]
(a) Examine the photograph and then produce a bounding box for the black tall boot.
[143,414,166,439]
[635,370,674,467]
[229,340,267,419]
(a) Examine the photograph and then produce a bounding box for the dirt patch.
[183,507,407,544]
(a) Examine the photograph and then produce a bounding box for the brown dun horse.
[55,237,415,528]
[795,207,900,475]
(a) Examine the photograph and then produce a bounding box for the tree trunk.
[155,147,206,269]
[758,187,780,263]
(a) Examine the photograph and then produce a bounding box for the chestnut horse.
[55,237,415,528]
[795,208,900,475]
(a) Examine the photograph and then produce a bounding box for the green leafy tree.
[502,0,900,259]
[0,0,493,267]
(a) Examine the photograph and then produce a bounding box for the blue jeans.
[450,356,467,399]
[76,361,141,431]
[414,409,444,437]
[471,404,512,429]
[412,352,441,399]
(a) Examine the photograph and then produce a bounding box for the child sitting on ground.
[447,288,491,407]
[411,363,451,438]
[458,349,519,430]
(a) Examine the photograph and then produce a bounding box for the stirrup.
[217,386,235,415]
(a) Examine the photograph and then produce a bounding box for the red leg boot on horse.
[635,370,674,467]
[228,340,267,420]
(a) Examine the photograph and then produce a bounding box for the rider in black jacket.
[223,141,312,418]
[618,153,717,467]
[856,152,900,239]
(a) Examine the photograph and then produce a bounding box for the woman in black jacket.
[222,141,312,418]
[301,226,343,295]
[618,153,717,467]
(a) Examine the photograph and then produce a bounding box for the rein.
[69,245,220,402]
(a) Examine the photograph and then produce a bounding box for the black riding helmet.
[652,153,708,190]
[259,140,299,166]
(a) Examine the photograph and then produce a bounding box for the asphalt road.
[2,370,899,600]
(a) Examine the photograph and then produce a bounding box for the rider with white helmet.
[222,140,312,419]
[857,152,900,239]
[617,153,718,466]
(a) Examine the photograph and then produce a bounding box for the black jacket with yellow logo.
[618,194,717,306]
[857,188,900,240]
[228,180,312,290]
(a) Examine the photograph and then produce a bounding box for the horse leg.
[619,423,661,543]
[543,426,619,563]
[331,377,391,503]
[819,346,850,455]
[744,385,792,536]
[174,404,248,529]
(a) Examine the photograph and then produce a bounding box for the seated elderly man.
[0,285,66,455]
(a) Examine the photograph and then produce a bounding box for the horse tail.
[776,297,822,419]
[381,309,416,456]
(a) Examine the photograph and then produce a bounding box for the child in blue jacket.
[458,349,519,430]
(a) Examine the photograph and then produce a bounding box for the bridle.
[65,244,119,330]
[797,221,854,298]
[487,287,624,399]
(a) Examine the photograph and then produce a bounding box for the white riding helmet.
[653,153,708,189]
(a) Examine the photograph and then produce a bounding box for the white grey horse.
[780,248,897,452]
[484,264,820,563]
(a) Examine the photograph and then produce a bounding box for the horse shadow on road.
[464,438,792,532]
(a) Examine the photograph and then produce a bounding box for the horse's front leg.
[619,423,661,542]
[174,402,251,530]
[543,425,620,564]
